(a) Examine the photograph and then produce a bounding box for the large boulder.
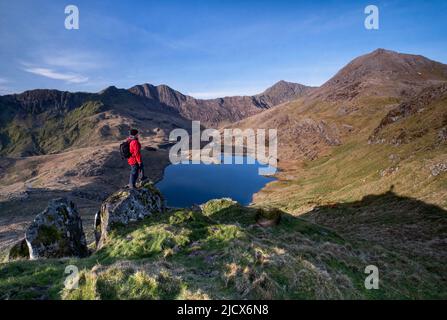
[24,198,88,260]
[94,184,164,249]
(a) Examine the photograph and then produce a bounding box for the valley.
[0,80,305,255]
[0,48,446,299]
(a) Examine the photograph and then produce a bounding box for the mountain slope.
[0,86,193,250]
[2,198,446,299]
[248,51,447,212]
[0,87,190,157]
[0,80,313,157]
[369,82,447,145]
[311,48,447,102]
[129,81,315,127]
[230,49,447,161]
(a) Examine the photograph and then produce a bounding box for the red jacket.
[127,137,142,166]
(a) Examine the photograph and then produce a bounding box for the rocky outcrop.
[369,83,447,145]
[94,184,165,249]
[24,198,88,260]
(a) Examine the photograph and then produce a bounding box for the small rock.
[430,162,447,177]
[388,154,400,163]
[342,124,354,132]
[25,198,88,260]
[380,167,399,177]
[8,238,30,261]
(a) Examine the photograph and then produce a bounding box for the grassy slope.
[257,94,447,211]
[1,199,445,300]
[247,92,447,299]
[0,101,105,156]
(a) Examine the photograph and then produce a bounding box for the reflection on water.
[156,155,276,207]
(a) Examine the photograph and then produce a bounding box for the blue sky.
[0,0,446,98]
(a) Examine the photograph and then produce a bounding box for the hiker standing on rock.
[121,129,147,189]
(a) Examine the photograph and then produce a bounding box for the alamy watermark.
[65,5,79,30]
[63,4,378,31]
[364,265,379,290]
[364,5,379,30]
[168,121,278,175]
[64,264,79,290]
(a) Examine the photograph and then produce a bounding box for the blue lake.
[156,155,276,207]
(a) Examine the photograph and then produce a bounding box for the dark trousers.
[129,164,143,188]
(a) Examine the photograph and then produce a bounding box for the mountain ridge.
[129,80,315,126]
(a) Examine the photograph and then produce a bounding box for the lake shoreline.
[156,154,277,208]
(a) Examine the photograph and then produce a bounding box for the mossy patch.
[35,225,62,245]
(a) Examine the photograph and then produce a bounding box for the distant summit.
[129,81,315,126]
[312,48,447,101]
[256,80,316,106]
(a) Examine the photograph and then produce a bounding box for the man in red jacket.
[127,129,146,189]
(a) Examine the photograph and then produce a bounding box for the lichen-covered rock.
[94,184,164,249]
[8,238,30,261]
[25,198,88,260]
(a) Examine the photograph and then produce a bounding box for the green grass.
[1,198,446,300]
[0,100,105,156]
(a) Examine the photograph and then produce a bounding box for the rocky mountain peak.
[129,83,186,108]
[313,48,447,101]
[99,85,122,95]
[256,80,315,106]
[127,81,313,126]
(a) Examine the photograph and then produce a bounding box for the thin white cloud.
[18,50,103,85]
[41,51,104,70]
[23,67,88,83]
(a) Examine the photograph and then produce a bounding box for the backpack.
[120,140,132,159]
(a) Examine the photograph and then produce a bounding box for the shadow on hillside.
[300,187,447,261]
